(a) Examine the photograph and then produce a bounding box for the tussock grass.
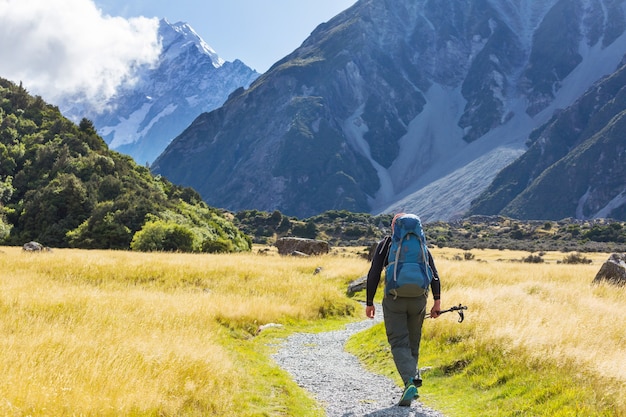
[348,248,626,416]
[0,246,366,416]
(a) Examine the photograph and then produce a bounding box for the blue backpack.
[385,214,433,298]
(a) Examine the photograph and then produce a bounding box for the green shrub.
[202,238,233,253]
[131,220,194,252]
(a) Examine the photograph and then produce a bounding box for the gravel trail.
[272,305,446,417]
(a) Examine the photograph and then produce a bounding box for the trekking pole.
[426,303,468,322]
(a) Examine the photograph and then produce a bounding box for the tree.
[78,118,96,135]
[66,202,132,249]
[16,173,92,246]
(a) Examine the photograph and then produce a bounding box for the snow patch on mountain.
[550,29,626,112]
[387,84,467,194]
[102,102,152,148]
[185,95,203,107]
[138,103,177,140]
[161,20,223,68]
[105,101,178,149]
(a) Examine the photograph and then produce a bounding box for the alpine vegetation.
[0,78,250,252]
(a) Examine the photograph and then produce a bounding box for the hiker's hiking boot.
[413,372,422,399]
[398,380,417,407]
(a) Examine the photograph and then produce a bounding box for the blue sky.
[93,0,357,73]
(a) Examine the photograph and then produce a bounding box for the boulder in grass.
[274,237,329,256]
[593,253,626,286]
[347,275,367,296]
[23,241,48,251]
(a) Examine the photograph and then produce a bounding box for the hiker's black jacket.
[366,236,441,306]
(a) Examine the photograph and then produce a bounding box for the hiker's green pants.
[382,294,427,384]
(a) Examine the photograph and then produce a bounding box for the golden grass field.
[419,248,626,416]
[0,245,362,416]
[433,248,625,382]
[1,244,624,416]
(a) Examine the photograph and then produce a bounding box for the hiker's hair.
[391,213,406,231]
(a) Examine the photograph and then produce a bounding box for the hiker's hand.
[430,300,441,319]
[366,305,375,319]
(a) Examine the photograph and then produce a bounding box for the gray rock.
[347,275,367,295]
[593,253,626,286]
[22,241,48,251]
[275,237,330,256]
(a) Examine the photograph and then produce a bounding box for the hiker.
[365,213,441,407]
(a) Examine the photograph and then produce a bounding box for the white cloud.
[0,0,161,107]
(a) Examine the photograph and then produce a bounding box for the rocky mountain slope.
[152,0,626,221]
[469,58,626,220]
[62,19,259,165]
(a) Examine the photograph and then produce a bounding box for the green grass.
[218,313,367,416]
[346,321,619,417]
[218,328,323,416]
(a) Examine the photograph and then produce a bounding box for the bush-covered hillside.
[0,78,250,252]
[234,210,392,246]
[234,210,626,253]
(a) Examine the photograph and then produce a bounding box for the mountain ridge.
[151,0,626,221]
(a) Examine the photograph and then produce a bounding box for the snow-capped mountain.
[62,19,259,165]
[152,0,626,221]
